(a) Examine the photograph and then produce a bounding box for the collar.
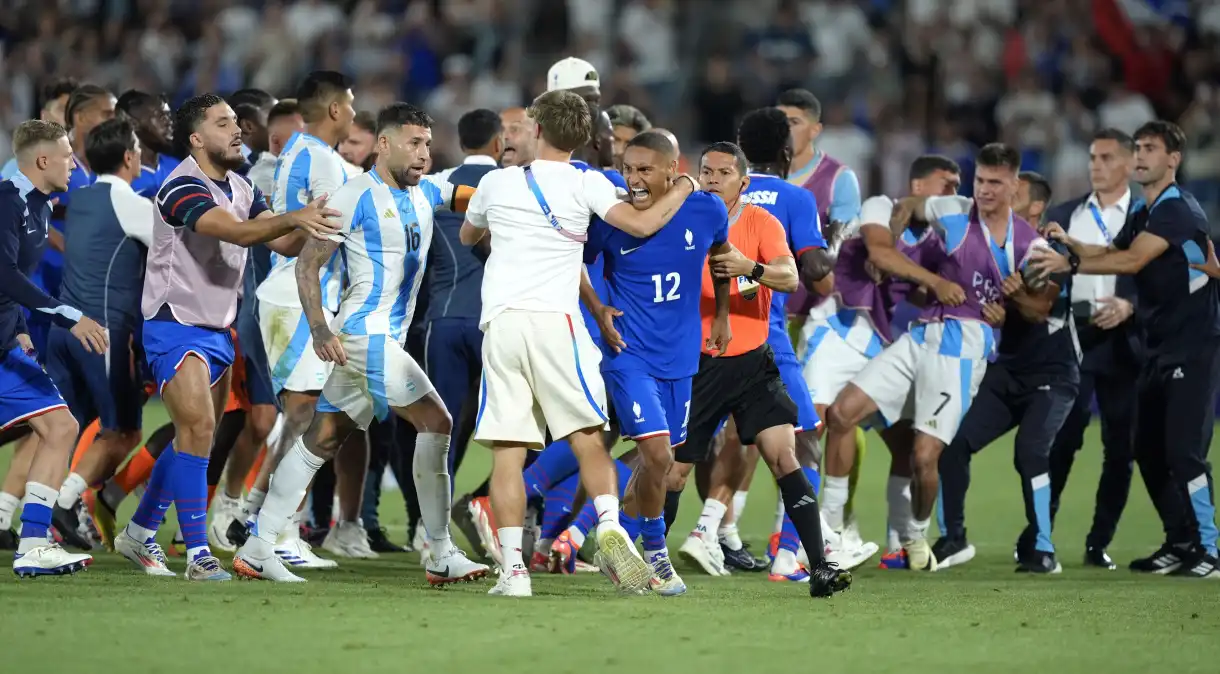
[462,154,498,166]
[97,174,136,193]
[10,170,40,202]
[72,154,92,180]
[1086,189,1131,214]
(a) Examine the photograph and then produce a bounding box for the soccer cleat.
[207,494,241,553]
[825,539,879,571]
[879,549,909,569]
[931,536,976,569]
[809,560,852,598]
[185,555,232,581]
[234,547,306,582]
[1168,550,1220,579]
[1016,550,1062,574]
[842,515,865,550]
[0,528,17,551]
[1084,545,1117,570]
[13,543,92,577]
[766,532,780,561]
[366,527,409,553]
[226,518,252,548]
[82,489,116,551]
[51,503,95,550]
[722,542,767,571]
[469,496,502,567]
[451,494,486,560]
[768,563,811,583]
[679,531,730,577]
[275,537,338,569]
[648,551,687,596]
[595,523,653,594]
[530,550,550,572]
[548,531,581,574]
[114,530,176,577]
[487,568,531,597]
[1129,543,1185,575]
[426,547,490,586]
[322,521,380,559]
[903,538,938,571]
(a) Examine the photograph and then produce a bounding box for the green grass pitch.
[1,402,1217,673]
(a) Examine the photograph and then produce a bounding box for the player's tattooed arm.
[264,230,309,258]
[707,243,733,356]
[860,222,965,307]
[296,236,346,365]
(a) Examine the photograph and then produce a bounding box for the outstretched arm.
[599,176,696,238]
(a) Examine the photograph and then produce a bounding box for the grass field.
[1,402,1218,673]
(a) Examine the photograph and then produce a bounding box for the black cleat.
[809,560,852,598]
[51,504,94,550]
[366,527,408,553]
[1084,545,1116,570]
[226,518,251,547]
[1016,550,1062,574]
[1169,550,1220,578]
[932,535,976,569]
[0,528,17,550]
[722,542,767,571]
[1129,543,1185,575]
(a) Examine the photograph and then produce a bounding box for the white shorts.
[851,321,990,445]
[800,306,887,407]
[318,333,434,430]
[474,310,608,448]
[259,301,334,394]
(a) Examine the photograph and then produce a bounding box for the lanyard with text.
[1087,203,1113,245]
[981,209,1015,278]
[523,165,586,243]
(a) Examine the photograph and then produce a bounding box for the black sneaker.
[366,527,408,553]
[451,495,486,560]
[51,503,94,550]
[1014,527,1036,565]
[0,528,16,550]
[1169,550,1220,578]
[722,542,767,571]
[226,518,251,547]
[1016,550,1062,574]
[304,525,329,547]
[1084,545,1116,570]
[809,560,852,598]
[1129,543,1185,574]
[932,535,976,569]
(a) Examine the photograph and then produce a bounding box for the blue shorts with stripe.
[143,319,234,394]
[603,368,691,446]
[0,346,68,431]
[45,324,145,431]
[767,329,821,432]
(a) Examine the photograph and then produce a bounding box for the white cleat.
[904,538,939,572]
[679,531,730,577]
[13,543,92,577]
[595,523,653,594]
[426,546,490,586]
[234,544,306,582]
[322,521,380,559]
[469,497,502,568]
[207,493,241,553]
[648,551,687,597]
[487,568,531,597]
[184,555,232,581]
[114,530,176,577]
[275,537,338,569]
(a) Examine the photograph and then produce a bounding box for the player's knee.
[665,461,691,492]
[639,440,673,475]
[36,409,79,451]
[911,443,942,478]
[249,407,278,443]
[825,401,856,433]
[108,429,144,453]
[179,414,217,455]
[413,396,453,436]
[281,396,316,436]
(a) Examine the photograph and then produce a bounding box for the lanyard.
[1086,203,1113,245]
[980,209,1015,278]
[524,165,586,243]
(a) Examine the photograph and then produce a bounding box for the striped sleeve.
[156,176,216,230]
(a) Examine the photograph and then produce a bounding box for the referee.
[1031,120,1220,578]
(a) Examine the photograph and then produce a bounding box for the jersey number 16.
[651,273,681,303]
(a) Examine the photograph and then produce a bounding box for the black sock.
[145,423,176,459]
[207,410,247,490]
[663,490,683,534]
[777,469,826,565]
[472,476,491,499]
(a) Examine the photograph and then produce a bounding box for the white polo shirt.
[1066,190,1130,312]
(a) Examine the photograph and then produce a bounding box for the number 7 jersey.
[584,191,729,379]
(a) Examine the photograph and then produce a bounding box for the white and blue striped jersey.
[257,131,353,311]
[329,169,444,342]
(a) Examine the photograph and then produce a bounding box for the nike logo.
[1037,385,1051,391]
[157,505,169,510]
[191,513,206,520]
[32,495,47,502]
[246,560,264,573]
[439,565,450,577]
[620,246,642,255]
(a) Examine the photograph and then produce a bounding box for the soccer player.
[823,143,1038,570]
[499,107,535,167]
[1,79,77,179]
[1,119,109,576]
[935,171,1072,573]
[606,104,651,168]
[246,99,305,195]
[581,130,732,596]
[460,89,693,597]
[117,90,181,198]
[338,111,377,172]
[233,103,488,585]
[1030,121,1220,578]
[228,88,278,165]
[111,92,340,580]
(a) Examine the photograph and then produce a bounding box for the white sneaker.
[679,531,729,577]
[275,537,338,569]
[234,541,306,582]
[487,568,531,597]
[842,515,865,549]
[184,555,232,581]
[207,493,241,553]
[904,538,939,571]
[426,545,490,585]
[114,530,176,577]
[322,521,379,559]
[826,539,880,571]
[13,542,92,577]
[647,551,687,597]
[469,497,502,567]
[595,523,652,594]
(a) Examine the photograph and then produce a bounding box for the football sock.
[17,482,56,552]
[540,474,578,541]
[641,516,667,558]
[56,472,88,509]
[499,526,525,571]
[170,452,211,562]
[254,438,323,548]
[0,491,19,530]
[693,498,726,539]
[523,439,579,498]
[592,494,620,526]
[778,514,800,554]
[126,443,177,541]
[777,468,826,566]
[822,475,849,531]
[413,432,454,557]
[886,475,913,552]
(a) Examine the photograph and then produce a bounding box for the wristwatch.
[749,262,765,281]
[1067,251,1081,275]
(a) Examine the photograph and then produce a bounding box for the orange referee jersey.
[699,202,793,357]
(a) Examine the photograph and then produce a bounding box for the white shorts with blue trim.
[318,333,434,430]
[474,310,608,448]
[851,319,991,445]
[799,303,887,407]
[259,301,334,394]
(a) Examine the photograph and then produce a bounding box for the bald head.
[653,128,680,157]
[500,107,535,166]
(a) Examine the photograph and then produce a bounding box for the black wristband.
[1068,251,1081,275]
[749,262,765,281]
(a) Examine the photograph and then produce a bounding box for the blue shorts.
[768,331,821,432]
[143,319,234,394]
[236,304,277,407]
[45,324,145,431]
[0,346,68,430]
[603,368,691,446]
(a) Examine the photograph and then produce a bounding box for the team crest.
[684,229,695,250]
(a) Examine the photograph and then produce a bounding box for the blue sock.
[541,474,579,541]
[641,516,667,554]
[170,452,211,561]
[18,483,56,542]
[572,500,598,537]
[803,466,820,494]
[779,514,801,554]
[621,512,641,542]
[129,443,177,535]
[523,440,579,498]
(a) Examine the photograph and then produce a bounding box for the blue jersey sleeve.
[787,186,826,255]
[584,218,611,264]
[156,176,216,230]
[600,168,628,192]
[708,193,729,246]
[829,168,862,225]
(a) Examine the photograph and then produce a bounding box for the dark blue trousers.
[424,317,483,476]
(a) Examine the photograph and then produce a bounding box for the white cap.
[547,57,600,93]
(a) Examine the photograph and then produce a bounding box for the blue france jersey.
[584,191,729,379]
[570,161,628,342]
[131,154,182,198]
[740,174,825,334]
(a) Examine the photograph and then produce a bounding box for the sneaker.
[1016,550,1062,574]
[825,539,880,571]
[185,555,232,581]
[487,568,531,597]
[548,531,580,574]
[903,538,938,571]
[207,493,242,553]
[766,532,780,562]
[50,503,94,550]
[1129,543,1185,575]
[274,537,338,569]
[83,490,116,551]
[1168,550,1220,579]
[722,542,767,571]
[0,528,17,551]
[114,529,176,577]
[932,536,976,569]
[595,523,653,594]
[226,518,252,548]
[13,543,92,577]
[366,527,408,553]
[679,531,729,577]
[648,551,687,596]
[322,520,380,559]
[469,496,502,567]
[451,494,486,560]
[234,543,306,582]
[426,547,490,586]
[878,549,909,569]
[768,563,811,582]
[808,560,852,598]
[1084,545,1116,570]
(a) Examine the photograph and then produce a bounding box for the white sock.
[592,494,620,526]
[886,475,912,553]
[773,494,785,532]
[729,490,748,525]
[908,517,930,543]
[772,547,799,574]
[125,521,157,543]
[277,508,305,545]
[255,438,324,546]
[718,523,743,551]
[413,431,454,558]
[499,526,525,571]
[822,475,850,531]
[56,472,88,509]
[242,488,266,521]
[693,498,727,538]
[265,413,285,452]
[566,525,586,549]
[0,491,19,530]
[19,483,58,552]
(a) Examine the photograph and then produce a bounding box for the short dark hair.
[267,99,300,125]
[1091,127,1134,153]
[174,93,228,147]
[776,89,821,121]
[976,143,1021,172]
[701,141,748,175]
[375,103,433,137]
[65,84,113,129]
[116,90,166,118]
[606,104,651,133]
[737,107,791,165]
[528,90,591,153]
[625,130,675,158]
[233,102,267,126]
[85,117,138,175]
[457,109,503,151]
[227,88,275,111]
[352,110,377,134]
[908,154,961,183]
[1018,171,1052,206]
[296,71,352,123]
[42,78,78,108]
[1134,120,1186,155]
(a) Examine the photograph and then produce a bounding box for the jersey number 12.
[651,273,681,303]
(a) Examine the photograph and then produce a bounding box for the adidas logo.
[793,495,816,509]
[1173,367,1185,380]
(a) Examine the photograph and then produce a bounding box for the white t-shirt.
[469,160,621,329]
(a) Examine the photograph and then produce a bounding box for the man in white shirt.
[1045,128,1141,570]
[247,100,305,196]
[458,89,696,597]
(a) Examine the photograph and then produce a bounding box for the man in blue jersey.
[117,90,180,198]
[582,131,732,596]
